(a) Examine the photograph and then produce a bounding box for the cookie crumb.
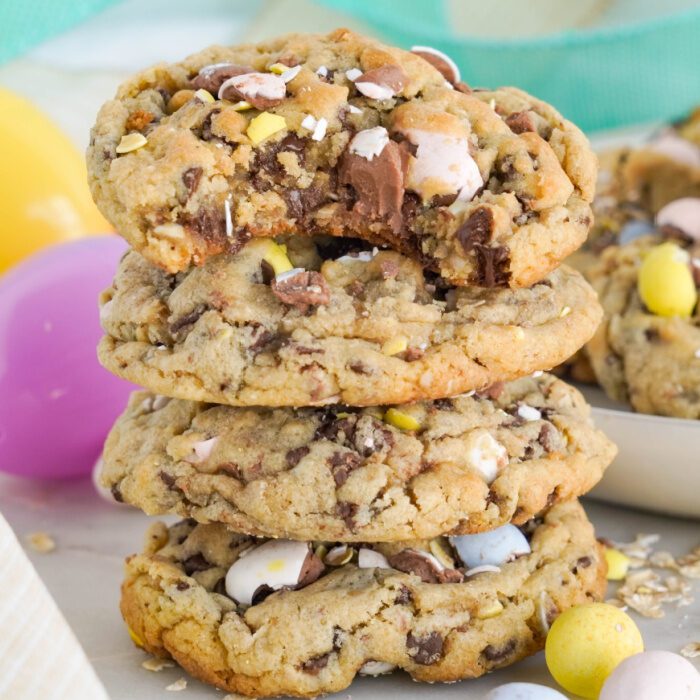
[25,531,56,553]
[142,657,175,672]
[680,642,700,659]
[166,677,187,691]
[223,694,256,700]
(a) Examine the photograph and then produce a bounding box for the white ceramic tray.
[580,385,700,519]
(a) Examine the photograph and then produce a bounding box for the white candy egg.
[485,683,568,699]
[225,539,310,605]
[600,650,700,700]
[656,197,700,241]
[449,524,530,569]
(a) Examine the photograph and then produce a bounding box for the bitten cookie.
[121,500,606,698]
[87,29,596,287]
[98,237,602,407]
[102,374,615,541]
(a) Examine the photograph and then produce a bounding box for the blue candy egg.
[618,219,655,245]
[449,524,530,569]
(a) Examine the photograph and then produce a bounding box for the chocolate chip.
[388,550,464,584]
[644,328,661,343]
[406,631,444,665]
[169,304,207,334]
[182,553,211,575]
[283,184,326,220]
[176,581,190,591]
[538,423,557,453]
[249,328,279,354]
[457,207,493,250]
[315,237,369,261]
[505,111,536,134]
[215,462,242,479]
[179,207,227,245]
[110,484,123,503]
[338,140,408,233]
[395,586,413,605]
[298,550,325,587]
[200,108,221,141]
[476,382,505,400]
[328,451,362,486]
[255,134,307,177]
[482,638,516,663]
[300,652,331,674]
[159,471,177,488]
[575,555,592,570]
[434,398,454,411]
[182,167,203,197]
[270,270,330,313]
[349,361,372,375]
[404,346,424,362]
[456,207,511,287]
[191,64,254,94]
[356,65,407,93]
[336,501,358,530]
[286,446,310,467]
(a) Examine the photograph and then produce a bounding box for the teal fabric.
[320,0,700,131]
[0,0,120,65]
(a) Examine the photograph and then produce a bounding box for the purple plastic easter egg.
[0,236,137,479]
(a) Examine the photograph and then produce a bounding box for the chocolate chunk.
[283,184,326,220]
[351,416,394,457]
[219,73,285,109]
[575,555,592,570]
[176,580,190,591]
[169,304,207,334]
[457,207,513,287]
[182,553,211,575]
[300,652,331,674]
[215,462,242,479]
[298,550,325,587]
[271,270,330,313]
[349,361,372,375]
[182,167,203,197]
[538,423,557,453]
[180,207,227,245]
[356,65,407,93]
[410,49,458,84]
[255,134,307,177]
[336,501,358,530]
[286,445,310,467]
[482,638,516,663]
[125,109,155,132]
[249,328,278,354]
[159,471,177,488]
[404,346,424,362]
[328,451,362,486]
[457,207,493,250]
[406,631,444,665]
[339,140,408,233]
[505,111,537,134]
[200,108,221,141]
[388,550,464,584]
[434,398,455,411]
[260,260,275,284]
[110,484,123,503]
[191,64,254,94]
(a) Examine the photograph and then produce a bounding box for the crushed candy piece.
[166,678,187,691]
[383,408,421,431]
[116,133,147,154]
[381,335,408,356]
[246,112,287,145]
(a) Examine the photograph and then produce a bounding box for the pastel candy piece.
[648,131,700,169]
[618,219,656,245]
[449,524,530,569]
[638,242,697,318]
[463,429,508,483]
[656,197,700,241]
[0,237,137,479]
[357,548,390,569]
[600,650,700,700]
[485,682,568,699]
[225,540,310,605]
[545,603,644,699]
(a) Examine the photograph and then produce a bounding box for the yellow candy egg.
[638,242,697,317]
[605,547,631,581]
[545,603,643,699]
[0,87,108,273]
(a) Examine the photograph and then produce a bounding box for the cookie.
[87,29,596,287]
[586,234,700,418]
[98,237,602,408]
[101,373,615,541]
[121,500,606,698]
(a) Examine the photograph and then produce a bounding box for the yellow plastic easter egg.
[545,603,643,699]
[0,87,109,273]
[637,242,697,317]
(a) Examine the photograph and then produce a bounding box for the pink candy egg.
[0,237,137,479]
[600,650,700,700]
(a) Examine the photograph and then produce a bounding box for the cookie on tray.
[87,29,596,287]
[586,227,700,419]
[101,373,615,541]
[121,500,605,698]
[98,237,602,408]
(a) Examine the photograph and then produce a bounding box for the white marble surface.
[1,473,698,700]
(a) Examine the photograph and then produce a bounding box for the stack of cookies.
[91,29,616,697]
